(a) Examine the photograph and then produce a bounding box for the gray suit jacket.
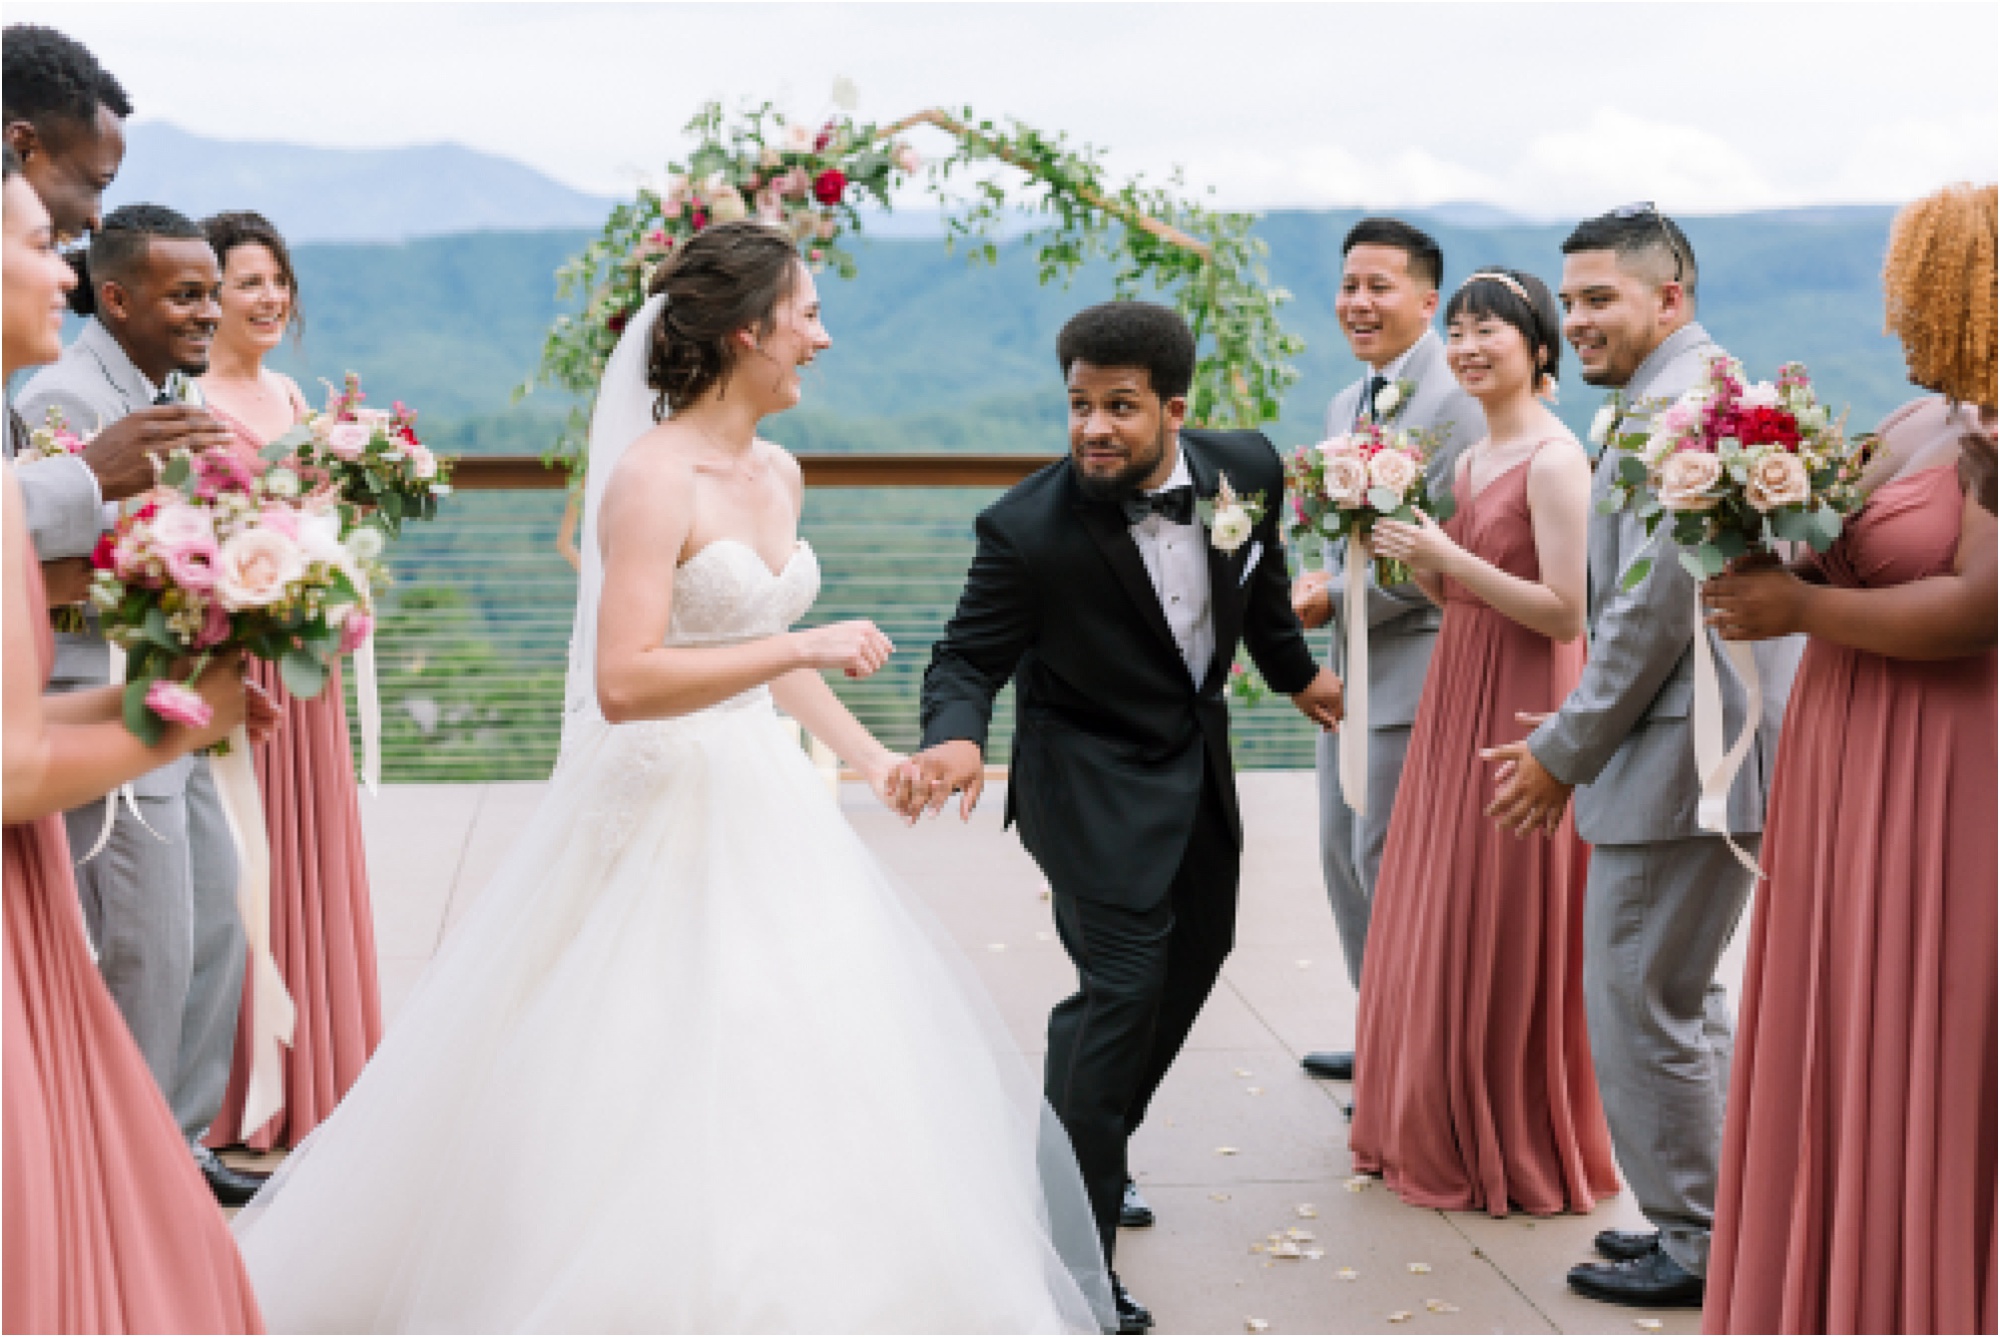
[1528,322,1802,845]
[1322,328,1485,729]
[17,319,197,798]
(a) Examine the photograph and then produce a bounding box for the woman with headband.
[1348,266,1620,1217]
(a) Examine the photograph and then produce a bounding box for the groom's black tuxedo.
[920,427,1321,1263]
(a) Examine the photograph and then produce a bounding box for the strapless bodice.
[667,538,821,647]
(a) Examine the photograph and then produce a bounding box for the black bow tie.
[1121,484,1196,527]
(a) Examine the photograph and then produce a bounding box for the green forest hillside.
[269,205,1911,460]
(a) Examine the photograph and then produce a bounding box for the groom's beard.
[1073,426,1169,504]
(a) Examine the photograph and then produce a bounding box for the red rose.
[814,123,834,152]
[89,532,116,570]
[691,208,708,232]
[607,310,628,334]
[812,168,846,206]
[1735,406,1802,451]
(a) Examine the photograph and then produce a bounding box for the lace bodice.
[667,538,821,646]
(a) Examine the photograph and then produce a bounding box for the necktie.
[1121,485,1196,527]
[1362,373,1388,424]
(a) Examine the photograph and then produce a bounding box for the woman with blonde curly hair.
[1700,181,1998,1334]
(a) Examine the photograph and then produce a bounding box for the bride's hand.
[792,620,894,678]
[864,751,911,811]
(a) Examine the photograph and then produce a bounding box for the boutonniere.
[1198,472,1265,553]
[1375,377,1418,423]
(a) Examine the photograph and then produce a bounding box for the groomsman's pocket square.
[1238,541,1263,586]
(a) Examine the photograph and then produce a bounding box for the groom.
[896,301,1344,1333]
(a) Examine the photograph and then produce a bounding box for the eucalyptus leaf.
[1366,486,1401,512]
[1770,506,1815,542]
[1679,549,1709,581]
[1698,543,1727,577]
[1617,455,1649,486]
[160,456,190,487]
[123,677,166,745]
[1619,556,1653,591]
[280,649,329,701]
[1712,527,1750,561]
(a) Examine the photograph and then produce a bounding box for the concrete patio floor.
[267,771,1747,1336]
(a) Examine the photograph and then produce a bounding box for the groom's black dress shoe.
[201,1156,270,1207]
[1120,1179,1155,1228]
[1593,1228,1662,1262]
[1567,1247,1704,1308]
[1301,1050,1354,1081]
[1109,1272,1153,1334]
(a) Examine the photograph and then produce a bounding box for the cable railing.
[350,455,1324,783]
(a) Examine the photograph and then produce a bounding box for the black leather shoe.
[1120,1179,1155,1228]
[1594,1228,1662,1262]
[1301,1050,1354,1081]
[201,1157,270,1207]
[1567,1247,1704,1308]
[1109,1272,1153,1334]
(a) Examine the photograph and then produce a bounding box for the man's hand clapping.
[81,405,236,503]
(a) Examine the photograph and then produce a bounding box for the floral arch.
[521,94,1305,473]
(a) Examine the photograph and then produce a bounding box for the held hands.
[1480,712,1571,836]
[1291,570,1333,631]
[885,739,985,824]
[1369,510,1456,574]
[183,652,282,751]
[81,406,236,503]
[1290,667,1345,731]
[793,620,894,679]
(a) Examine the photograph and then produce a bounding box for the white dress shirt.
[1128,450,1215,686]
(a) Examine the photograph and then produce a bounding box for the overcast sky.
[12,1,1997,219]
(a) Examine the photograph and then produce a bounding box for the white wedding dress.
[233,295,1112,1334]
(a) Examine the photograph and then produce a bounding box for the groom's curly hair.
[1056,301,1197,402]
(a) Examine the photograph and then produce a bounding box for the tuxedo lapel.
[1069,468,1185,665]
[1182,436,1246,692]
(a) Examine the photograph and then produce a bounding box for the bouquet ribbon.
[1337,549,1370,814]
[353,630,381,796]
[1689,586,1765,877]
[208,722,296,1134]
[77,643,165,863]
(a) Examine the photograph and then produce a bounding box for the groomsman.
[1485,207,1800,1307]
[16,203,267,1207]
[1292,218,1483,1086]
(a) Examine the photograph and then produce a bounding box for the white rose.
[214,527,304,610]
[296,510,346,566]
[1373,379,1403,419]
[263,466,300,499]
[344,525,386,563]
[1655,450,1724,512]
[706,184,749,224]
[1209,505,1253,553]
[1323,451,1371,509]
[831,75,860,111]
[407,444,438,480]
[1743,450,1812,512]
[1739,381,1781,410]
[1367,448,1420,497]
[1589,403,1618,447]
[759,146,783,169]
[784,122,814,153]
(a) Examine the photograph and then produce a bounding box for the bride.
[233,221,1113,1334]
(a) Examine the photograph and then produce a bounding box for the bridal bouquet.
[87,447,384,742]
[1284,421,1448,587]
[265,373,453,538]
[1602,355,1872,590]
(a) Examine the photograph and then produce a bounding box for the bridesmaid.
[1351,267,1620,1215]
[197,209,385,1151]
[1700,182,1997,1334]
[2,147,265,1333]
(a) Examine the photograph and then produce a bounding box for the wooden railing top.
[452,453,1064,491]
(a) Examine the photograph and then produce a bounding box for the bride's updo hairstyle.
[1445,266,1564,397]
[646,220,802,418]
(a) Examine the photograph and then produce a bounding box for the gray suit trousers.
[66,755,244,1146]
[1582,834,1752,1277]
[1314,722,1411,991]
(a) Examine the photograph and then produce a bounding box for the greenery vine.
[519,95,1304,474]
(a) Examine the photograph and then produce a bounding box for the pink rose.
[1656,450,1723,512]
[145,679,212,729]
[325,423,371,460]
[149,502,215,550]
[214,528,304,610]
[1743,450,1811,512]
[407,445,438,481]
[1322,450,1371,509]
[894,144,922,174]
[162,538,219,592]
[335,605,374,654]
[257,506,301,540]
[1367,448,1420,497]
[194,598,232,649]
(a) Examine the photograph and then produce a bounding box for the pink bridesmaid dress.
[1350,447,1621,1216]
[1705,399,1997,1334]
[4,528,264,1333]
[203,397,384,1151]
